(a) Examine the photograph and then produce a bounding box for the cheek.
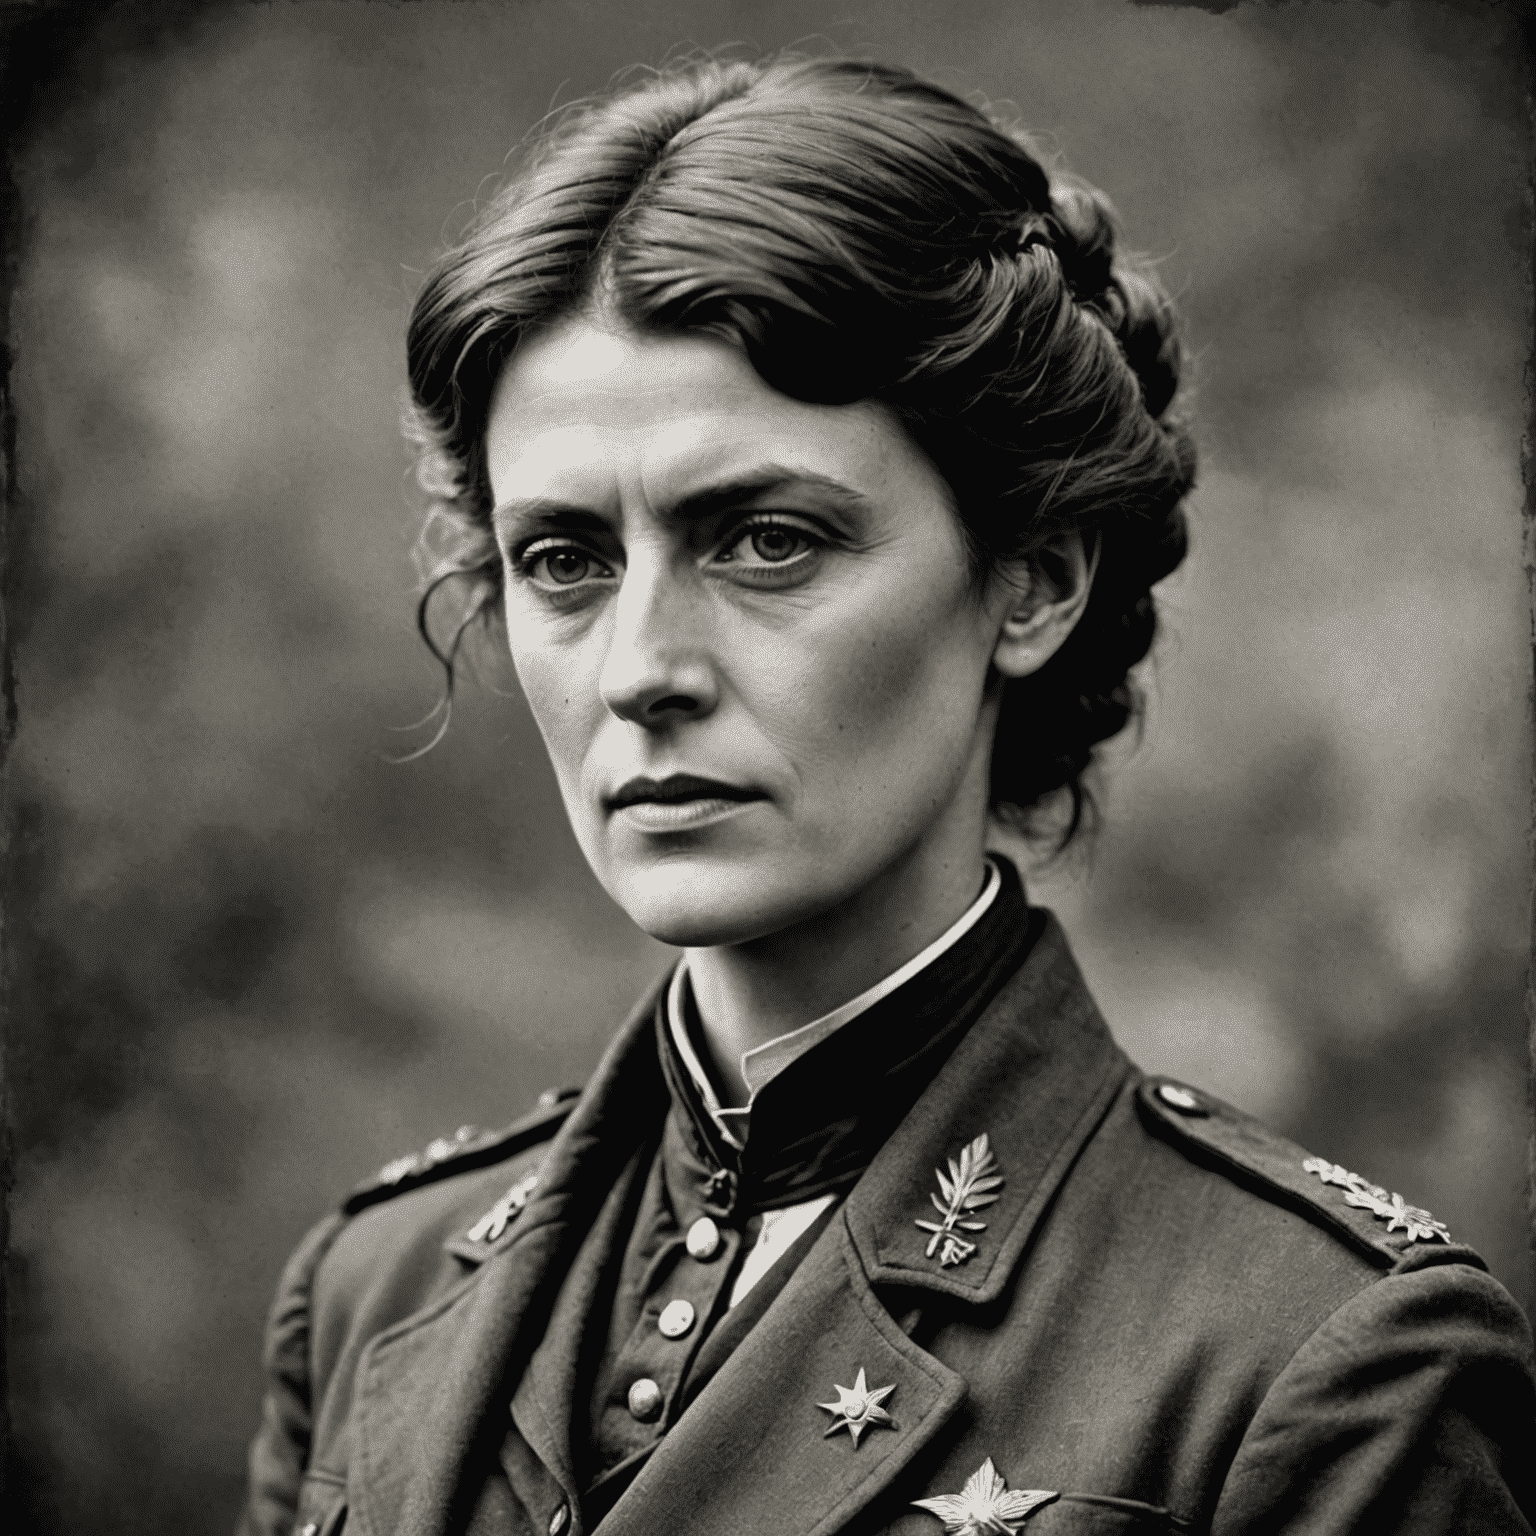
[750,573,988,780]
[505,619,602,789]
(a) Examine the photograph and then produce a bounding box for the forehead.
[483,318,912,503]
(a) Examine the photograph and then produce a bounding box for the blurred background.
[5,0,1531,1529]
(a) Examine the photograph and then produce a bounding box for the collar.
[668,859,1004,1148]
[654,859,1044,1216]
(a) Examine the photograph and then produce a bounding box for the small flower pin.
[915,1133,1004,1267]
[912,1458,1058,1534]
[816,1367,895,1447]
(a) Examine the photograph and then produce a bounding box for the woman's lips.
[607,774,767,832]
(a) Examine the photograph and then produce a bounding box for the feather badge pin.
[915,1133,1004,1268]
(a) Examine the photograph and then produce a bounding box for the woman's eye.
[517,542,614,590]
[721,521,821,570]
[542,550,593,585]
[749,527,800,563]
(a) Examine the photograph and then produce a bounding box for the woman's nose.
[597,558,719,727]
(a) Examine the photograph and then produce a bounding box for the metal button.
[657,1298,696,1338]
[299,1525,319,1536]
[1158,1082,1207,1115]
[627,1377,663,1421]
[686,1216,721,1260]
[548,1504,569,1536]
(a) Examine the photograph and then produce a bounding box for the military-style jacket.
[239,914,1536,1536]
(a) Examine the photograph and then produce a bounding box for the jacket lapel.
[348,974,672,1536]
[845,913,1131,1304]
[600,913,1130,1536]
[508,1142,651,1499]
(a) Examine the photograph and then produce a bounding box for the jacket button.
[657,1299,695,1338]
[1158,1082,1208,1115]
[548,1504,569,1535]
[685,1216,721,1260]
[628,1377,663,1421]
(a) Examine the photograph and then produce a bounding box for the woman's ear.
[990,531,1099,680]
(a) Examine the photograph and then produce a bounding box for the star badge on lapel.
[915,1132,1004,1267]
[912,1458,1058,1534]
[816,1367,895,1447]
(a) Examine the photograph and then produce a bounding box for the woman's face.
[484,317,1012,948]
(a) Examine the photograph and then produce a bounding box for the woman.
[239,56,1535,1536]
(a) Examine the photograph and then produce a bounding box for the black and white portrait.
[5,4,1533,1534]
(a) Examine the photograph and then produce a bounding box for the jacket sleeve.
[236,1212,350,1536]
[1212,1255,1536,1534]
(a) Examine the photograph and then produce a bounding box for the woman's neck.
[684,833,992,1108]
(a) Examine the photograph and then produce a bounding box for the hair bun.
[1043,179,1182,423]
[1111,269,1181,421]
[1044,180,1117,307]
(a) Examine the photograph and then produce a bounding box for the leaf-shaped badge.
[1301,1156,1449,1244]
[914,1133,1004,1267]
[912,1457,1057,1533]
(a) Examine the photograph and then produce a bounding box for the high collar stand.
[656,858,1043,1221]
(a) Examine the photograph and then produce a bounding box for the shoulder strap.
[1136,1076,1475,1270]
[342,1086,581,1215]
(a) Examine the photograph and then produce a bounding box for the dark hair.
[405,54,1195,843]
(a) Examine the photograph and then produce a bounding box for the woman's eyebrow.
[492,468,872,537]
[490,501,611,540]
[666,466,873,524]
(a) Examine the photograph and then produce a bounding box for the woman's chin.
[606,860,820,950]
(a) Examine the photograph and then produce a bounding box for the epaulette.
[1136,1075,1469,1269]
[342,1086,582,1216]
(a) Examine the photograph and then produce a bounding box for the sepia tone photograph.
[3,1,1533,1533]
